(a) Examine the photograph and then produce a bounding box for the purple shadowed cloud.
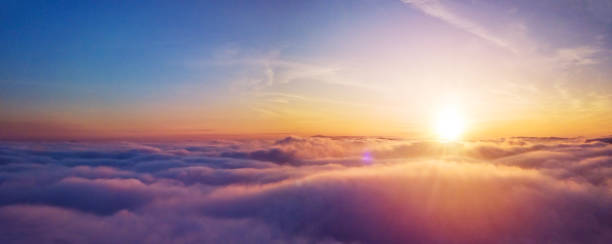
[1,136,612,243]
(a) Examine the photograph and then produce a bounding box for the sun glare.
[435,106,465,142]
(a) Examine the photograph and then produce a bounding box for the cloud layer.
[1,136,612,243]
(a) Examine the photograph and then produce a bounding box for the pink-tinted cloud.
[1,136,612,243]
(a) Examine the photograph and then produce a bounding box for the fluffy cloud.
[1,136,612,243]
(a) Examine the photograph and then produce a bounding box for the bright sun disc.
[435,106,465,142]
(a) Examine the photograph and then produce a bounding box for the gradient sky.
[2,0,612,139]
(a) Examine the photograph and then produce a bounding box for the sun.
[434,106,465,142]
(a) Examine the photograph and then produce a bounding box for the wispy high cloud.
[401,0,516,53]
[401,0,611,68]
[555,46,602,66]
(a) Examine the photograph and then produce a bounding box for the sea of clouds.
[1,136,612,243]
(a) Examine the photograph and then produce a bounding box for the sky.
[3,2,612,243]
[2,0,612,139]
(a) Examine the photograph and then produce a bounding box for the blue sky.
[1,1,399,115]
[1,0,611,138]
